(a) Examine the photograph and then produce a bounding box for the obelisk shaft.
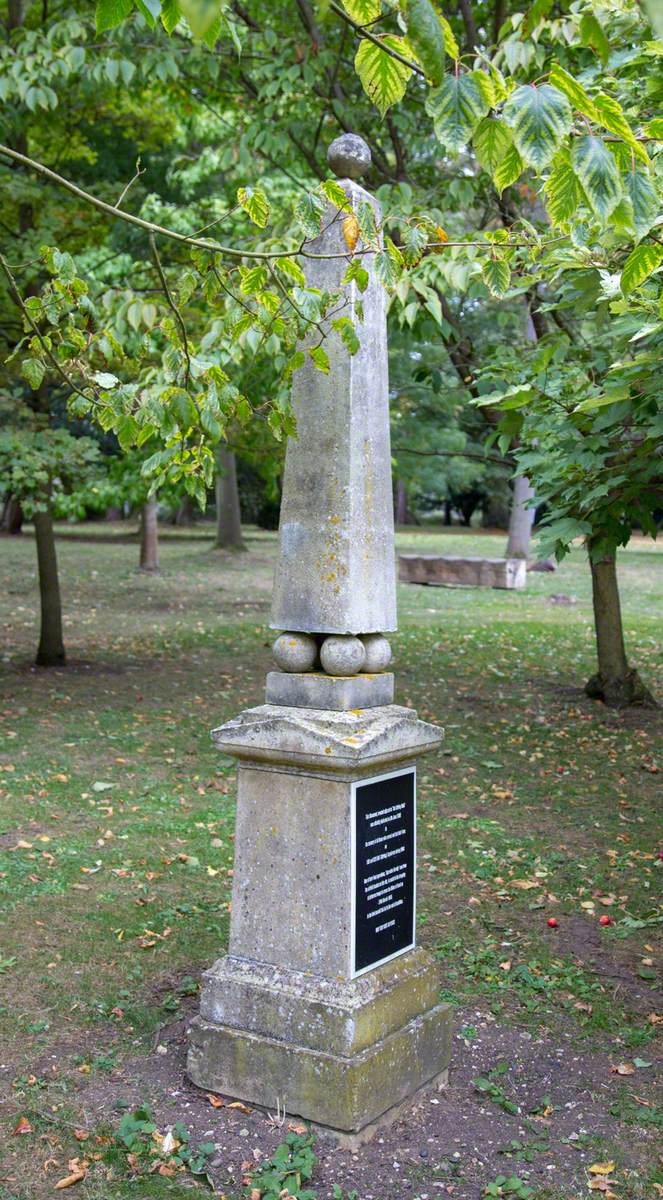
[270,181,397,636]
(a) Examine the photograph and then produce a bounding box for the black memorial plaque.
[352,767,415,976]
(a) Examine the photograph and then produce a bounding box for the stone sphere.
[327,133,371,180]
[359,633,392,673]
[272,632,318,673]
[320,634,366,677]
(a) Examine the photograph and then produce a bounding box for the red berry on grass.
[599,915,611,926]
[547,917,558,928]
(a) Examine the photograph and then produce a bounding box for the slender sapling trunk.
[139,496,159,571]
[505,474,536,559]
[34,506,65,667]
[585,550,656,708]
[214,448,245,551]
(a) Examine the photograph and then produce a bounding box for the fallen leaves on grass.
[12,1116,32,1135]
[589,1163,616,1176]
[611,1062,635,1075]
[54,1158,88,1189]
[588,1181,618,1197]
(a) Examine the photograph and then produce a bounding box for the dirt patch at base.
[77,1001,662,1200]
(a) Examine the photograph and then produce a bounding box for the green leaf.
[375,249,400,287]
[275,257,306,287]
[342,259,370,292]
[625,170,659,241]
[548,62,598,122]
[237,186,269,228]
[309,345,330,373]
[179,0,221,38]
[620,243,663,294]
[579,11,610,63]
[493,144,524,193]
[355,36,413,117]
[342,0,381,18]
[571,135,622,221]
[502,83,572,169]
[437,13,459,60]
[426,75,489,155]
[320,179,352,211]
[473,118,513,173]
[521,0,554,37]
[406,0,445,86]
[482,258,511,297]
[332,315,360,354]
[401,223,428,265]
[593,92,649,164]
[544,150,582,224]
[135,0,160,25]
[21,358,45,390]
[645,117,663,139]
[294,191,326,238]
[160,0,181,32]
[96,0,134,32]
[239,264,268,295]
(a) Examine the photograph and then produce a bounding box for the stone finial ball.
[272,632,318,673]
[327,133,371,180]
[320,634,366,676]
[359,633,392,673]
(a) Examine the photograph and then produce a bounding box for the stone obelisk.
[187,134,451,1137]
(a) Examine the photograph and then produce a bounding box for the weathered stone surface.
[265,670,394,711]
[187,1000,452,1133]
[198,948,440,1055]
[399,554,527,590]
[360,633,392,672]
[270,173,396,636]
[212,702,442,775]
[272,632,318,672]
[327,132,371,180]
[319,634,366,676]
[228,765,354,976]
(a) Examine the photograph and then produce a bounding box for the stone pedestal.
[186,704,451,1134]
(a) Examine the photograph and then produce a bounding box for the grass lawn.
[0,522,661,1200]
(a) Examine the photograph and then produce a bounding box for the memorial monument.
[187,133,451,1137]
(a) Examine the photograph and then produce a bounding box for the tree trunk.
[395,479,412,525]
[174,495,196,526]
[34,506,65,667]
[139,496,159,570]
[1,495,23,534]
[505,474,536,559]
[214,448,246,550]
[585,551,656,707]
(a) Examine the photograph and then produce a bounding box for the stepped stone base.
[188,953,451,1131]
[399,554,527,589]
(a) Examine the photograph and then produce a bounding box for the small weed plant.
[473,1063,519,1115]
[107,1104,215,1181]
[484,1175,534,1199]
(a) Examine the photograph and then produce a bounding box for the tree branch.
[0,251,95,404]
[394,445,513,467]
[327,0,425,76]
[0,143,293,260]
[148,232,191,386]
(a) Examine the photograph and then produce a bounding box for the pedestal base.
[187,703,449,1135]
[187,951,451,1133]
